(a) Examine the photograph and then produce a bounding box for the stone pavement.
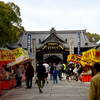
[0,74,90,100]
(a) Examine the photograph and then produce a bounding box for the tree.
[0,1,25,47]
[87,32,100,43]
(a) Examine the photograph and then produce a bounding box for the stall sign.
[67,54,81,63]
[0,50,15,62]
[12,47,28,59]
[28,53,34,59]
[81,48,100,62]
[80,61,94,67]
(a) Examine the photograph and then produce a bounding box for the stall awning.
[7,47,34,68]
[81,48,100,63]
[67,54,94,67]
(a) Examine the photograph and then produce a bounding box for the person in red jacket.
[25,62,34,88]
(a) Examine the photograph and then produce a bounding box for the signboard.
[7,47,35,68]
[12,47,28,59]
[81,48,100,62]
[32,39,36,71]
[77,33,81,55]
[69,37,74,54]
[80,61,94,67]
[0,50,15,62]
[43,53,63,60]
[67,54,81,64]
[67,54,94,67]
[28,53,35,59]
[27,34,31,53]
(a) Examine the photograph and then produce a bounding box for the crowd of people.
[34,61,90,93]
[9,60,93,92]
[1,57,100,100]
[35,61,100,100]
[1,60,100,99]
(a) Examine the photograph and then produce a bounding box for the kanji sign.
[81,48,100,62]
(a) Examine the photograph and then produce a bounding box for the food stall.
[80,61,94,82]
[81,48,100,82]
[67,53,93,82]
[0,49,15,93]
[7,47,35,84]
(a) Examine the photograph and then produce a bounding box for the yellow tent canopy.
[7,47,34,68]
[81,48,100,63]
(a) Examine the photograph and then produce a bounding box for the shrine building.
[7,28,99,64]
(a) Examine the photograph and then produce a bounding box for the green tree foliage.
[87,32,100,43]
[0,1,25,47]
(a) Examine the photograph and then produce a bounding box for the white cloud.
[2,0,100,34]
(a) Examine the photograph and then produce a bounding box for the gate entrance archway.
[43,54,63,64]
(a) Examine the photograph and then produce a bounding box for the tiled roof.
[7,28,99,49]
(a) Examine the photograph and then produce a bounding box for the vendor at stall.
[88,67,92,74]
[0,65,6,75]
[15,65,22,88]
[0,65,14,80]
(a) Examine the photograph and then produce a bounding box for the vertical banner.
[27,34,31,53]
[77,33,81,55]
[32,39,36,71]
[69,37,74,54]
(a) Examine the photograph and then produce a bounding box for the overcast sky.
[3,0,100,34]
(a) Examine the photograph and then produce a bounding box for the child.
[53,67,58,84]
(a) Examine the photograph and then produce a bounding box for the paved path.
[0,74,90,100]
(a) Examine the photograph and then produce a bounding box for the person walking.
[77,65,83,82]
[75,64,80,81]
[69,64,74,80]
[36,60,46,93]
[65,65,70,82]
[25,62,34,88]
[89,62,100,100]
[56,62,63,81]
[53,63,56,67]
[15,65,22,88]
[73,65,78,80]
[63,63,66,74]
[43,61,49,84]
[24,63,28,87]
[53,67,58,84]
[50,63,54,80]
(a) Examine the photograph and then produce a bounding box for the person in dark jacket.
[65,65,70,82]
[69,64,74,80]
[77,65,83,82]
[50,63,54,80]
[36,60,46,93]
[25,62,34,88]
